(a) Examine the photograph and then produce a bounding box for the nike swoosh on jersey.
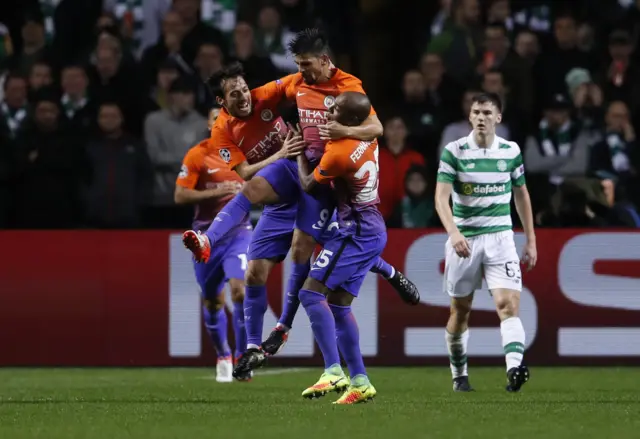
[238,137,245,146]
[207,168,220,174]
[297,92,306,96]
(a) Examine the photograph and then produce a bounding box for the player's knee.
[245,261,269,286]
[228,279,245,303]
[327,290,353,307]
[242,177,277,204]
[204,297,225,312]
[450,297,472,323]
[493,290,519,319]
[291,230,315,263]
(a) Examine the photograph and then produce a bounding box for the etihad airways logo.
[245,120,284,161]
[298,108,329,125]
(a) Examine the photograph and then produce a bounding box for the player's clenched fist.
[450,231,471,258]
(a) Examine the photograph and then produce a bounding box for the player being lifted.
[174,108,250,383]
[296,92,383,404]
[435,92,537,392]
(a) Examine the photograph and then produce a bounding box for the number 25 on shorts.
[313,249,334,270]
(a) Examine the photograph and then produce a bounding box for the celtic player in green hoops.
[435,92,537,393]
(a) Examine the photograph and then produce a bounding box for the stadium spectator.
[0,73,29,139]
[230,22,279,88]
[91,45,145,136]
[193,42,224,115]
[427,0,482,84]
[27,60,52,96]
[5,16,51,77]
[173,0,227,66]
[405,53,460,156]
[60,64,97,144]
[595,29,640,111]
[378,116,426,221]
[84,102,152,228]
[565,67,604,129]
[486,0,513,35]
[524,93,599,186]
[479,22,533,121]
[536,14,595,98]
[140,11,190,88]
[147,58,180,112]
[144,77,206,223]
[13,88,83,229]
[480,68,524,143]
[590,101,637,194]
[387,165,436,229]
[514,29,540,67]
[255,4,297,74]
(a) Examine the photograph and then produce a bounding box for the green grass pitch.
[1,367,639,439]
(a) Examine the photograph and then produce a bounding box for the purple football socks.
[203,306,231,358]
[299,289,340,368]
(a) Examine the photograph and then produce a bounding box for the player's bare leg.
[203,294,233,383]
[183,177,282,263]
[492,288,529,392]
[232,258,277,380]
[262,229,314,355]
[445,295,474,392]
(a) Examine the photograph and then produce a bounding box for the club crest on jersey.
[324,95,336,108]
[497,159,508,172]
[261,109,274,121]
[219,148,231,163]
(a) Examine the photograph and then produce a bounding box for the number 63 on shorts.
[444,230,522,298]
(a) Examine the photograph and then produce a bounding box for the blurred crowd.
[0,0,639,230]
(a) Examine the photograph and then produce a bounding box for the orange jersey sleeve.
[338,77,377,116]
[210,118,246,170]
[313,140,349,184]
[176,145,203,189]
[252,73,301,104]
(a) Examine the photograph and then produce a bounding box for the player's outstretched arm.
[233,131,305,180]
[512,184,537,270]
[319,114,383,141]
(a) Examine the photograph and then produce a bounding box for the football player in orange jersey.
[295,91,385,404]
[174,108,249,382]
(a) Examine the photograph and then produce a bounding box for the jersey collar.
[467,130,499,150]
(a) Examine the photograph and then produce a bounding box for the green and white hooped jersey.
[437,132,526,238]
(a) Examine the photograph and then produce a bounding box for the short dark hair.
[61,63,87,74]
[99,101,123,112]
[486,21,508,35]
[3,72,27,91]
[288,28,329,56]
[206,62,245,99]
[471,92,502,112]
